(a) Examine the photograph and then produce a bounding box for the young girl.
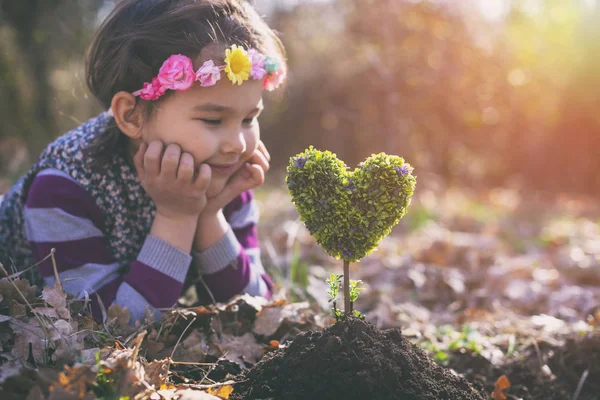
[0,0,286,323]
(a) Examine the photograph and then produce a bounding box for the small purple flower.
[395,164,412,176]
[294,156,306,168]
[342,249,352,258]
[343,179,355,191]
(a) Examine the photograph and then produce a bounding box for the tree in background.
[0,0,599,194]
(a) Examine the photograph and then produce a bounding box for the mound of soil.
[231,317,486,400]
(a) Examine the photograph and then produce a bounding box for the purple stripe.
[201,252,251,302]
[223,190,253,220]
[124,260,184,308]
[90,277,122,321]
[26,174,105,230]
[232,223,259,249]
[33,237,115,276]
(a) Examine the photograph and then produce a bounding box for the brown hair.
[85,0,286,166]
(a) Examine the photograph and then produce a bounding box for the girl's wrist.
[194,209,229,251]
[150,211,198,253]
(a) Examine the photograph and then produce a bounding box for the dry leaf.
[220,332,265,367]
[34,307,59,319]
[268,340,280,350]
[42,282,67,310]
[10,318,47,361]
[0,278,38,306]
[491,375,510,400]
[107,304,131,328]
[253,302,309,337]
[0,359,24,384]
[9,299,26,318]
[144,359,169,389]
[25,385,45,400]
[206,384,234,399]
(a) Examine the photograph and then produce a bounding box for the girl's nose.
[221,130,247,155]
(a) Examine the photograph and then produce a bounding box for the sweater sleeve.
[192,190,273,303]
[24,168,192,323]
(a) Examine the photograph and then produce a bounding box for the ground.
[0,184,599,399]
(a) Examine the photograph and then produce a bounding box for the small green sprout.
[326,273,343,321]
[349,280,363,303]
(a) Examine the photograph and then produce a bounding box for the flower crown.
[133,44,286,101]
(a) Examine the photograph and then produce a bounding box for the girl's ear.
[111,91,146,140]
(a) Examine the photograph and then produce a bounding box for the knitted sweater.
[0,112,272,322]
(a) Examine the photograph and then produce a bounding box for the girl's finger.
[195,163,212,191]
[245,162,265,188]
[252,149,270,173]
[258,140,270,161]
[133,142,147,180]
[160,143,181,180]
[144,140,164,177]
[178,152,195,182]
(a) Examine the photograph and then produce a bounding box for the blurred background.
[0,0,599,194]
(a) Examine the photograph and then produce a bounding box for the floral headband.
[132,44,286,101]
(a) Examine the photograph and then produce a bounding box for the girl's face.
[140,74,264,198]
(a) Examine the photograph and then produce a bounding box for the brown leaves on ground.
[491,375,511,400]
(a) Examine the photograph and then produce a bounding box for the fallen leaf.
[10,318,47,362]
[219,332,265,367]
[144,359,169,389]
[107,304,131,328]
[253,302,309,337]
[25,385,44,400]
[0,358,24,384]
[491,375,510,400]
[9,299,26,318]
[42,282,67,311]
[268,340,280,350]
[206,384,234,399]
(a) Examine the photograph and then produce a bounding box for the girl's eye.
[243,117,257,126]
[200,119,221,126]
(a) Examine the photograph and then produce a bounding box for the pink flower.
[248,48,267,80]
[137,77,166,101]
[157,54,195,91]
[263,64,286,91]
[195,60,222,87]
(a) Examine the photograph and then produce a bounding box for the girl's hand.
[201,140,271,217]
[134,140,211,220]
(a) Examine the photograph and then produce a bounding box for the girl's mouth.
[210,163,237,175]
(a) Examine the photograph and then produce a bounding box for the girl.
[0,0,286,323]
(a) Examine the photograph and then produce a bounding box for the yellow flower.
[224,44,251,85]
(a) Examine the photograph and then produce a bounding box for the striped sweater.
[0,112,272,323]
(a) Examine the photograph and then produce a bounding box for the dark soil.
[231,316,486,400]
[446,333,600,400]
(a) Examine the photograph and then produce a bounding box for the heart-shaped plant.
[286,146,416,317]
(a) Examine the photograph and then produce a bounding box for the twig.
[5,251,54,280]
[49,249,61,290]
[530,337,543,370]
[165,317,196,380]
[185,379,239,390]
[169,361,217,366]
[571,369,589,400]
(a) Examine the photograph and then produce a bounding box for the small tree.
[286,146,416,318]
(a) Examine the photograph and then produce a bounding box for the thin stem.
[343,260,350,315]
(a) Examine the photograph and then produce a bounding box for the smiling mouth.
[209,163,238,174]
